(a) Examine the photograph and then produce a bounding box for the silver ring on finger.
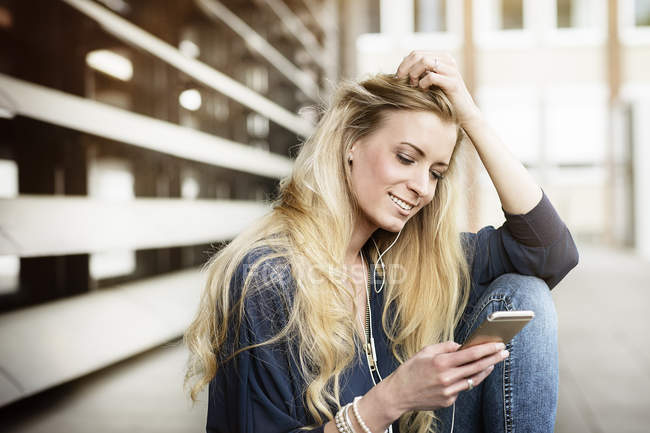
[467,378,474,391]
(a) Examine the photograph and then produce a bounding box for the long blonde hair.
[184,73,471,433]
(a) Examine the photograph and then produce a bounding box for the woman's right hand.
[384,340,509,413]
[330,340,509,433]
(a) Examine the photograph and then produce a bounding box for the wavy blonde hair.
[184,73,472,433]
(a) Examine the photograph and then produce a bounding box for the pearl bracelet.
[344,404,358,433]
[335,402,354,433]
[352,396,374,433]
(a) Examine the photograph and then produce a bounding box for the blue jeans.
[435,274,559,433]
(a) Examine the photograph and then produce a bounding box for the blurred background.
[0,0,648,432]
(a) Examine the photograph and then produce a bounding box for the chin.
[377,216,408,233]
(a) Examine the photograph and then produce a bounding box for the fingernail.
[496,343,506,351]
[502,350,509,358]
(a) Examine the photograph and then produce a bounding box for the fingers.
[436,363,496,408]
[396,51,456,81]
[448,347,509,384]
[409,58,453,84]
[425,341,461,357]
[432,342,507,391]
[416,71,453,91]
[395,53,421,79]
[447,364,496,396]
[403,340,503,411]
[443,342,506,367]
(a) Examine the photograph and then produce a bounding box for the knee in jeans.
[489,273,557,332]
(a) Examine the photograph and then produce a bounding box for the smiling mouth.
[388,193,414,211]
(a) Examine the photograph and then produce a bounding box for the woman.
[184,51,579,433]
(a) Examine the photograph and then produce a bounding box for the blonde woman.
[184,51,579,433]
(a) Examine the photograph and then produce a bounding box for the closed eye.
[397,153,444,180]
[396,153,415,165]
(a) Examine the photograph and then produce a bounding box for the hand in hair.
[395,51,481,126]
[381,340,508,412]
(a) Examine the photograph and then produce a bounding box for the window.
[414,0,447,32]
[619,0,650,44]
[89,250,136,281]
[546,0,606,45]
[474,0,533,47]
[557,0,572,27]
[476,0,525,32]
[181,169,200,199]
[556,0,600,29]
[636,0,650,26]
[245,65,268,93]
[88,158,134,200]
[88,158,136,280]
[501,0,524,29]
[246,113,269,137]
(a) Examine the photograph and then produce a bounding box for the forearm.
[461,113,543,215]
[323,377,402,433]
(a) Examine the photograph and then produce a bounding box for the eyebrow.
[400,141,449,167]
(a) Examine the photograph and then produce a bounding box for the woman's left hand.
[395,51,481,126]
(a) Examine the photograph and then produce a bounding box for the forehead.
[373,110,457,157]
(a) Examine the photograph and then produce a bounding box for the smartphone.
[460,310,535,349]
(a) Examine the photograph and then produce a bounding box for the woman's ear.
[348,142,358,165]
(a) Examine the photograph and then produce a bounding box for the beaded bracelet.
[344,404,358,433]
[335,402,354,433]
[352,396,373,433]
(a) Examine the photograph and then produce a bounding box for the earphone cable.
[370,227,403,294]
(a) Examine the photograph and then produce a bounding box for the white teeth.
[389,193,413,210]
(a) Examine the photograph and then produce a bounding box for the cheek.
[371,154,401,183]
[354,153,393,189]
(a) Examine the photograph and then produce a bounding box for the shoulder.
[235,245,293,285]
[230,244,296,311]
[218,246,296,355]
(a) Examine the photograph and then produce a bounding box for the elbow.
[545,231,579,290]
[557,233,580,280]
[569,242,579,270]
[565,232,580,272]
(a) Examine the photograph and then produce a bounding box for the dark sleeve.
[206,248,325,433]
[461,190,579,290]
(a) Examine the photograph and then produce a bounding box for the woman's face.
[349,110,458,233]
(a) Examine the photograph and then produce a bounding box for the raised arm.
[395,50,542,214]
[461,111,543,214]
[396,51,578,287]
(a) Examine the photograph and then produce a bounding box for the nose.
[406,167,430,200]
